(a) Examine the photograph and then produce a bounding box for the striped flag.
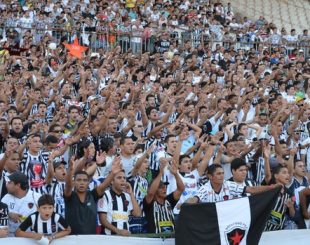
[176,187,281,245]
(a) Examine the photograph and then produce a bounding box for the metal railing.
[0,24,309,58]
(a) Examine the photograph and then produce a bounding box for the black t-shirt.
[143,193,178,234]
[65,189,101,235]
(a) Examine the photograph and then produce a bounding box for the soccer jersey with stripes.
[98,189,133,235]
[19,211,68,235]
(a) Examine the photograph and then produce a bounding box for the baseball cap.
[7,171,28,189]
[159,180,169,188]
[53,159,67,169]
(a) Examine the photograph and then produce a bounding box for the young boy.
[15,194,71,243]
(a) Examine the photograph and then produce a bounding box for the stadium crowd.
[0,0,309,242]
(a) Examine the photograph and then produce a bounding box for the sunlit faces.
[179,156,192,173]
[74,173,89,193]
[149,108,160,121]
[68,108,79,122]
[232,165,248,183]
[274,167,290,185]
[294,161,306,178]
[208,167,225,186]
[38,204,54,221]
[11,118,23,133]
[112,171,127,193]
[5,152,20,173]
[28,136,43,153]
[121,138,135,155]
[54,164,67,182]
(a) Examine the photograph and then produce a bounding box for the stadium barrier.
[0,24,309,57]
[2,230,310,245]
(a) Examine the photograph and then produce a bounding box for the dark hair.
[37,101,47,108]
[76,139,92,158]
[145,106,157,116]
[237,123,247,132]
[38,194,54,207]
[164,134,176,143]
[269,165,288,184]
[120,136,132,146]
[179,154,190,164]
[207,164,223,176]
[231,158,247,172]
[134,144,144,154]
[68,105,80,113]
[225,107,236,115]
[100,137,114,152]
[48,124,61,133]
[45,135,59,145]
[74,170,89,180]
[10,116,23,125]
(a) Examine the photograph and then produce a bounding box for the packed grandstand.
[0,0,309,244]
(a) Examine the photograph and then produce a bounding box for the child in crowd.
[15,194,71,243]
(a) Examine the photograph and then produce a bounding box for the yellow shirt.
[125,0,136,8]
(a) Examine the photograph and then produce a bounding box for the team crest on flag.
[225,223,246,245]
[176,188,281,245]
[28,203,34,209]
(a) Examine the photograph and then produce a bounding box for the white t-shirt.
[195,180,245,203]
[120,155,136,177]
[165,169,200,214]
[100,155,115,178]
[1,190,40,236]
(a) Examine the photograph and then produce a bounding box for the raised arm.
[197,144,215,176]
[45,151,57,185]
[64,156,77,198]
[131,146,153,177]
[169,161,185,201]
[144,162,165,204]
[124,182,141,217]
[263,142,272,184]
[96,156,122,197]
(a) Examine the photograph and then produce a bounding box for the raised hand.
[124,182,133,194]
[169,160,178,176]
[111,156,122,175]
[69,156,78,170]
[96,151,107,165]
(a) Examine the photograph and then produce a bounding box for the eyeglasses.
[135,125,143,128]
[53,130,64,133]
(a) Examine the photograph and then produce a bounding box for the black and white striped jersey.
[144,137,165,172]
[128,173,148,212]
[20,150,49,194]
[143,193,177,234]
[18,211,69,235]
[264,187,293,231]
[97,189,133,235]
[143,121,156,138]
[45,180,65,217]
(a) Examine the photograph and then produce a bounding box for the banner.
[176,188,281,245]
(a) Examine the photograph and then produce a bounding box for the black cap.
[7,171,29,189]
[53,159,67,169]
[159,180,169,188]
